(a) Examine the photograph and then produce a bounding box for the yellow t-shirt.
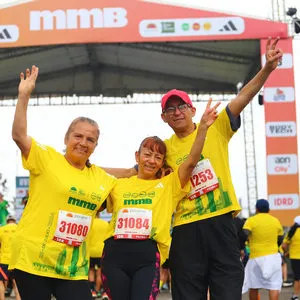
[9,139,116,280]
[283,227,300,259]
[88,218,109,258]
[243,213,283,258]
[164,109,241,227]
[0,223,18,265]
[105,169,190,264]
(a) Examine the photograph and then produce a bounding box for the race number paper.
[188,159,219,200]
[114,208,152,240]
[53,210,92,246]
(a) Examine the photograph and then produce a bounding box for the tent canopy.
[0,39,260,98]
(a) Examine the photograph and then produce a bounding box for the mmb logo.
[0,25,19,42]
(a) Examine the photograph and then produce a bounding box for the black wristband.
[133,164,138,172]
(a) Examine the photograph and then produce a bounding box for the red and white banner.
[261,38,300,226]
[0,0,288,47]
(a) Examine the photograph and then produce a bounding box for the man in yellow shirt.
[242,199,283,300]
[160,37,283,300]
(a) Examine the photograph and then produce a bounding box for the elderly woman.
[10,66,117,300]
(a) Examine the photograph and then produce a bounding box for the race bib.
[188,159,219,200]
[114,208,152,240]
[53,210,92,246]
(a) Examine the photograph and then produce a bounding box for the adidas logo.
[155,182,164,189]
[0,25,19,43]
[219,20,238,32]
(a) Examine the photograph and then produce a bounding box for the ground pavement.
[5,286,295,299]
[157,286,295,300]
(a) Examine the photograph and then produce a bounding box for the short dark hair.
[256,199,270,213]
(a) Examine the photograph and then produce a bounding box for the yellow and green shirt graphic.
[164,108,241,227]
[9,139,116,280]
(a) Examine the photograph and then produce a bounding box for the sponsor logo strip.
[139,17,245,37]
[265,121,297,137]
[267,154,298,175]
[269,194,299,210]
[264,87,295,103]
[0,25,19,42]
[261,53,293,69]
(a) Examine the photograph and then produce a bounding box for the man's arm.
[228,37,283,117]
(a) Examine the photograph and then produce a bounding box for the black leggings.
[14,269,93,300]
[101,238,160,300]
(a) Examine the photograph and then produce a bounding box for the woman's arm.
[102,167,137,178]
[178,99,220,188]
[12,66,39,159]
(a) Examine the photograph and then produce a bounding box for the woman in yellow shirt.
[10,66,117,300]
[101,99,219,300]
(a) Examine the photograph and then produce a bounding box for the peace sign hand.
[18,65,39,97]
[265,37,283,71]
[200,98,221,128]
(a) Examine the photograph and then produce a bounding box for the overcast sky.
[0,0,299,217]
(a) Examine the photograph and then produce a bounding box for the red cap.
[161,89,193,111]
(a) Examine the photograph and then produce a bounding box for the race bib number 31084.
[114,208,152,240]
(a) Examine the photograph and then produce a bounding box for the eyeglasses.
[163,103,191,115]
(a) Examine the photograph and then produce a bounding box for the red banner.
[0,0,288,47]
[261,38,300,226]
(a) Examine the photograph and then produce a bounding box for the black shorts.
[0,264,11,281]
[169,212,244,300]
[290,259,300,280]
[90,257,101,269]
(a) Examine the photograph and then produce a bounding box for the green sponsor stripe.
[81,241,89,275]
[195,196,204,215]
[55,248,67,275]
[207,191,217,212]
[69,247,79,277]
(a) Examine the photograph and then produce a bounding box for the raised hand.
[200,98,220,128]
[265,37,283,71]
[18,65,39,97]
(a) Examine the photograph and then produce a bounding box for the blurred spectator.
[282,216,300,300]
[242,199,284,300]
[88,215,109,299]
[0,193,9,226]
[21,190,29,208]
[0,215,21,300]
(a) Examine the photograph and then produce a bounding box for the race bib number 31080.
[53,210,92,246]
